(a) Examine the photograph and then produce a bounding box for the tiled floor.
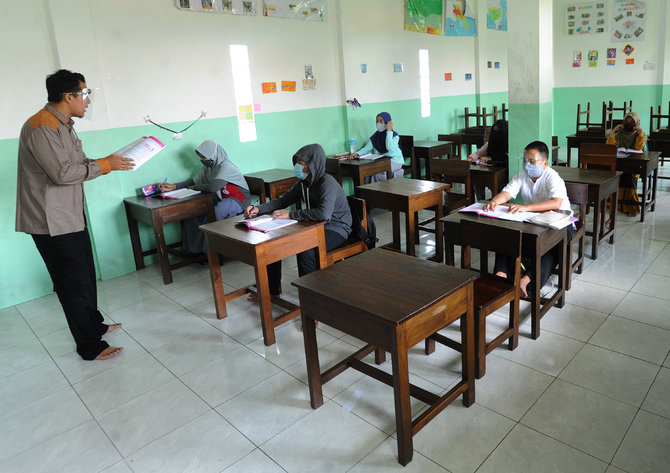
[2,169,670,473]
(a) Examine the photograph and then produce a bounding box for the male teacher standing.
[16,69,135,360]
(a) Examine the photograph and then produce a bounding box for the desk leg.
[125,212,145,270]
[406,209,416,257]
[461,286,475,406]
[151,214,173,284]
[591,193,602,260]
[391,332,413,466]
[254,260,276,346]
[206,236,227,320]
[531,247,541,340]
[432,200,444,263]
[557,232,567,308]
[391,211,401,251]
[609,188,618,244]
[316,227,328,269]
[567,147,572,168]
[303,315,323,409]
[640,172,648,222]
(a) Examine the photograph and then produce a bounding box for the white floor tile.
[612,410,670,473]
[0,360,69,417]
[477,423,607,473]
[260,401,387,472]
[521,379,637,462]
[535,303,608,342]
[641,367,670,419]
[612,292,670,330]
[39,327,76,357]
[559,344,659,406]
[0,336,51,380]
[0,306,36,350]
[561,280,628,314]
[222,448,287,473]
[97,379,209,457]
[15,293,67,337]
[127,410,255,473]
[349,437,449,473]
[588,315,670,364]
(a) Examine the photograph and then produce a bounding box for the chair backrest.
[565,182,588,228]
[578,143,617,172]
[326,196,370,264]
[348,195,367,233]
[460,220,522,276]
[576,102,606,135]
[464,107,497,135]
[437,133,463,160]
[650,103,670,133]
[500,103,508,121]
[244,176,266,204]
[430,159,471,187]
[608,100,633,129]
[398,134,414,176]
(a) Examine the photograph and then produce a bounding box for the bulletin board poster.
[445,0,477,37]
[263,0,327,21]
[611,0,646,42]
[176,0,257,15]
[487,0,508,31]
[405,0,443,36]
[566,2,607,36]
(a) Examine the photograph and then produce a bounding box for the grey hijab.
[193,140,248,191]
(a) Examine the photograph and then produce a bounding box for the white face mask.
[376,123,387,132]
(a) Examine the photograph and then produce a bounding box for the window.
[229,44,257,142]
[419,49,431,118]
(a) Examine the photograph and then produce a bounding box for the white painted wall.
[553,0,668,88]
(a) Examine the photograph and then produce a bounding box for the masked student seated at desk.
[483,140,574,298]
[160,140,250,255]
[244,143,353,296]
[606,111,646,217]
[349,112,405,182]
[467,119,509,201]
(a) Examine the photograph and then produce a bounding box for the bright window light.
[229,44,257,142]
[419,49,431,118]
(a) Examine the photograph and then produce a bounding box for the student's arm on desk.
[483,191,512,212]
[508,197,563,214]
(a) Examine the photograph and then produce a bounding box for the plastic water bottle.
[348,139,357,154]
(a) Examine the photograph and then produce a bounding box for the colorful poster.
[176,0,257,15]
[588,50,598,67]
[626,58,635,65]
[573,51,582,67]
[465,73,472,81]
[494,62,501,69]
[445,0,477,36]
[487,0,508,31]
[607,48,617,58]
[607,59,616,66]
[444,73,452,81]
[405,0,443,35]
[611,0,646,41]
[238,104,254,121]
[622,43,635,55]
[281,81,296,92]
[262,0,326,21]
[566,2,607,36]
[261,82,277,94]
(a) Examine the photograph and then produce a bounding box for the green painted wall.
[509,102,553,177]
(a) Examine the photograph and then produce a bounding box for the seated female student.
[244,143,352,296]
[606,111,646,217]
[483,141,574,298]
[349,112,405,182]
[467,119,509,201]
[160,140,249,254]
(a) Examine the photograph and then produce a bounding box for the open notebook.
[236,216,298,233]
[459,203,574,229]
[159,188,201,199]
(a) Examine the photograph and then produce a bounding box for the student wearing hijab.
[467,119,509,200]
[160,140,250,254]
[606,111,646,217]
[349,112,404,182]
[245,143,352,295]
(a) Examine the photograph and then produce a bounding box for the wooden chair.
[326,196,369,265]
[437,133,463,160]
[416,159,471,237]
[607,100,633,130]
[565,182,588,290]
[649,103,670,134]
[500,103,508,121]
[463,106,497,135]
[578,143,617,172]
[425,220,522,378]
[398,134,414,177]
[244,175,267,203]
[647,135,670,179]
[576,102,606,136]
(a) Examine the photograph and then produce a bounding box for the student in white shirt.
[483,141,574,298]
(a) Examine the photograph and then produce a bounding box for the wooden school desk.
[469,164,508,197]
[616,151,660,222]
[355,179,449,262]
[200,216,327,346]
[243,169,297,203]
[555,167,620,260]
[123,193,217,284]
[292,249,477,466]
[441,212,567,340]
[413,140,452,180]
[325,155,392,188]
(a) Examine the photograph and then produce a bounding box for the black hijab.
[486,119,508,165]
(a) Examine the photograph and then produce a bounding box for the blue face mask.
[294,162,308,180]
[376,123,387,133]
[524,161,545,178]
[202,159,215,168]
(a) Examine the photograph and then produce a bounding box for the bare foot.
[519,275,530,298]
[105,323,122,334]
[94,346,124,360]
[495,271,507,278]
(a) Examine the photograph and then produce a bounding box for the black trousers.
[493,225,575,295]
[32,230,109,360]
[267,229,347,295]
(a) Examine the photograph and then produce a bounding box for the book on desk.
[158,188,202,200]
[236,215,298,233]
[459,203,574,229]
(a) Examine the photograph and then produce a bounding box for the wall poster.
[176,0,257,15]
[445,0,477,37]
[405,0,443,35]
[486,0,508,31]
[263,0,327,21]
[566,2,606,36]
[611,0,646,41]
